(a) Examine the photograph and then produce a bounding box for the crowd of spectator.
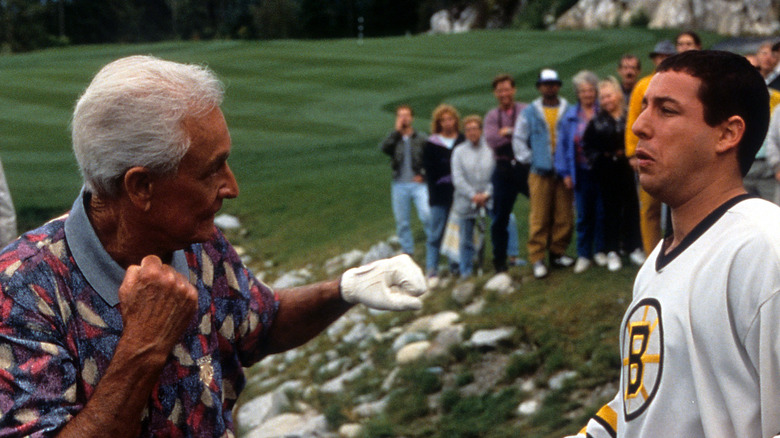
[382,30,780,284]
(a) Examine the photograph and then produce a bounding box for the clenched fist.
[340,254,427,311]
[118,255,198,363]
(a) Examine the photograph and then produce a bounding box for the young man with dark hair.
[513,69,573,278]
[380,105,430,256]
[568,50,778,438]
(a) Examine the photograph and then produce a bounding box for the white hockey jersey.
[570,195,780,438]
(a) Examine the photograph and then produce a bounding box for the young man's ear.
[715,115,746,154]
[123,167,154,211]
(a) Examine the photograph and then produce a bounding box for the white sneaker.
[533,261,548,279]
[552,254,575,267]
[573,257,591,274]
[593,252,608,267]
[427,275,440,289]
[629,248,646,266]
[607,251,622,272]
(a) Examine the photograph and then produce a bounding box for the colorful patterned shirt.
[0,190,279,437]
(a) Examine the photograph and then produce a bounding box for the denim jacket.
[512,97,569,175]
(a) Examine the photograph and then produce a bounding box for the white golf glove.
[340,254,427,311]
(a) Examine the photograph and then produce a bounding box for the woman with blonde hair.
[554,70,606,274]
[423,104,466,284]
[583,77,643,272]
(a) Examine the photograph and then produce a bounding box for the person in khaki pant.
[513,69,573,279]
[625,40,676,254]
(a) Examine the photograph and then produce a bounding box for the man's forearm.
[56,337,168,437]
[266,279,352,354]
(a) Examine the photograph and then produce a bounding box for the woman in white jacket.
[451,115,495,278]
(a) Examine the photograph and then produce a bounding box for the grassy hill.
[0,27,725,269]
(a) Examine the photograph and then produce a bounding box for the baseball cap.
[536,68,562,86]
[649,40,676,58]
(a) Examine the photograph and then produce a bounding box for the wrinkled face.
[493,80,516,109]
[675,34,700,53]
[396,107,413,129]
[599,84,620,114]
[631,71,721,206]
[464,121,482,144]
[618,58,640,86]
[146,107,239,249]
[577,82,597,108]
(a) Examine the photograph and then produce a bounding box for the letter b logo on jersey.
[621,299,663,420]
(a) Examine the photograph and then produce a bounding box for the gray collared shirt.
[63,188,189,306]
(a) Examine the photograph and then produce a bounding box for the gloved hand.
[340,254,427,311]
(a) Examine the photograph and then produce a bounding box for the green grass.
[0,27,725,270]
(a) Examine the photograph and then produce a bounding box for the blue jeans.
[459,212,491,277]
[391,181,430,255]
[426,205,449,274]
[507,213,520,258]
[574,167,604,258]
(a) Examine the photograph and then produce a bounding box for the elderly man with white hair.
[0,55,426,437]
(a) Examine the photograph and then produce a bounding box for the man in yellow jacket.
[625,40,676,255]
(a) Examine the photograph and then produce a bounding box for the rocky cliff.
[557,0,780,36]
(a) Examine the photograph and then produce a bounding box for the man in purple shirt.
[0,55,426,437]
[483,74,528,272]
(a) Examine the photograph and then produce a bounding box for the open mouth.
[635,149,652,161]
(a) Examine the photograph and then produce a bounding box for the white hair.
[71,55,224,198]
[571,70,599,97]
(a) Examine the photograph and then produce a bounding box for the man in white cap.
[513,68,573,278]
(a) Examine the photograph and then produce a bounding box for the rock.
[272,269,311,289]
[325,249,366,276]
[549,370,578,390]
[278,380,304,394]
[396,340,431,364]
[459,352,510,396]
[520,378,535,393]
[428,325,464,355]
[405,311,459,333]
[430,10,452,34]
[339,423,363,438]
[320,358,347,377]
[283,348,303,364]
[463,297,486,315]
[392,331,427,351]
[341,250,365,269]
[517,399,540,416]
[429,311,460,331]
[451,281,476,304]
[320,362,372,394]
[343,322,379,345]
[453,6,478,33]
[557,0,780,36]
[214,213,241,230]
[246,411,328,438]
[468,327,516,349]
[326,316,352,340]
[352,396,389,418]
[236,389,289,431]
[361,241,397,265]
[484,273,514,294]
[381,367,399,392]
